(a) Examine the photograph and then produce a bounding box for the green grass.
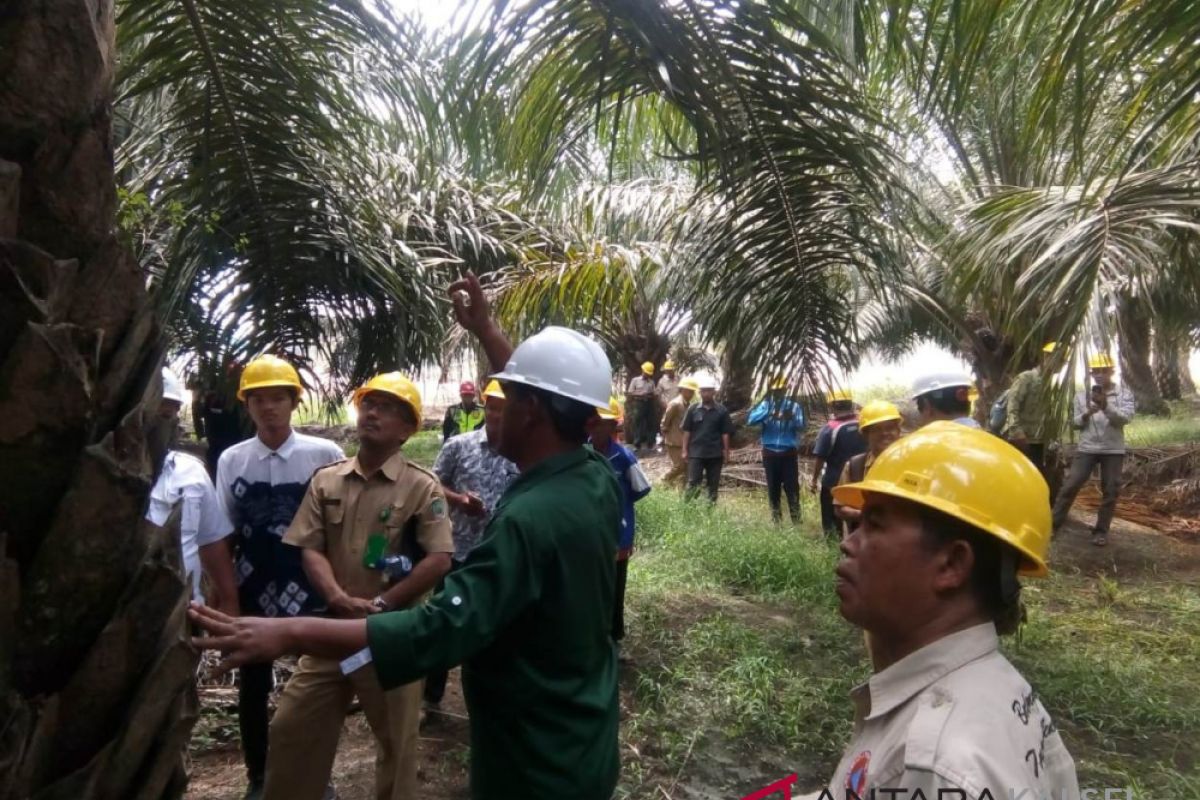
[1126,402,1200,446]
[403,430,442,468]
[619,489,1200,798]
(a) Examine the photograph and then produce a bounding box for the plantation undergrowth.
[618,489,1200,799]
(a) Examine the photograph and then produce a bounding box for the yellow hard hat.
[482,380,505,400]
[770,375,788,390]
[1042,342,1058,353]
[238,355,303,401]
[832,421,1050,577]
[352,372,423,427]
[596,396,623,420]
[858,400,902,431]
[1088,353,1115,370]
[679,377,700,393]
[827,388,853,403]
[641,361,655,376]
[663,360,676,371]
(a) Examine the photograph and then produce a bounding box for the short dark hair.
[506,382,593,445]
[916,386,971,417]
[916,505,1024,635]
[831,399,855,413]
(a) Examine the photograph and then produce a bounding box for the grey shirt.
[804,624,1079,799]
[1072,384,1135,454]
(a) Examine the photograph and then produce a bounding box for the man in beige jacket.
[659,377,696,488]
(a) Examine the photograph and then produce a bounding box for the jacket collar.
[251,431,297,461]
[854,623,999,721]
[336,450,406,482]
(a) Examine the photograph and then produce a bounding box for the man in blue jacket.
[748,377,805,525]
[588,398,651,660]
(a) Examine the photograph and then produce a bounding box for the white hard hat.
[491,326,612,409]
[911,371,972,399]
[162,367,186,404]
[697,375,718,390]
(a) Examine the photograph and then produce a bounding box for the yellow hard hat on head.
[641,361,654,376]
[482,380,505,400]
[238,355,303,401]
[770,375,788,390]
[596,396,623,421]
[352,372,423,427]
[832,421,1050,577]
[859,400,901,431]
[827,388,853,403]
[1042,342,1058,353]
[1088,353,1115,370]
[663,360,676,371]
[679,377,699,393]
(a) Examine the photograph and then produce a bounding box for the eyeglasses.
[358,395,406,416]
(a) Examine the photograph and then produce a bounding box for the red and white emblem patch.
[846,750,871,796]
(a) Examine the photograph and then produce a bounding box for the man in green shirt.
[1003,341,1057,479]
[191,272,623,800]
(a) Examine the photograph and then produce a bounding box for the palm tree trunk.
[1117,296,1169,416]
[1152,325,1186,401]
[1180,346,1197,397]
[718,341,755,414]
[1,3,195,798]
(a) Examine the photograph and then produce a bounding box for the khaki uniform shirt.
[806,624,1079,799]
[656,375,679,407]
[661,395,689,448]
[284,452,453,605]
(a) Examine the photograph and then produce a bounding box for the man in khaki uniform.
[660,377,696,487]
[802,423,1079,799]
[267,372,453,800]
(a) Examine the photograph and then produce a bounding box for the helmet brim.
[831,480,1049,578]
[490,370,611,410]
[238,379,302,401]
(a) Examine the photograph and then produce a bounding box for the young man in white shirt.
[145,367,237,613]
[214,355,344,800]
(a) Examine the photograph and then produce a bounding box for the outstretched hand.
[449,271,491,334]
[189,603,293,675]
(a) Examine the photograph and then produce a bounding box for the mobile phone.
[1091,385,1104,395]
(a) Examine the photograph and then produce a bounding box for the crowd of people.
[151,287,1128,798]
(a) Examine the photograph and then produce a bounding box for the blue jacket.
[747,397,805,453]
[592,439,651,551]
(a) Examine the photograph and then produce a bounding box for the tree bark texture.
[1152,325,1193,401]
[1116,296,1169,416]
[1,2,196,798]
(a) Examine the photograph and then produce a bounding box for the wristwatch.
[371,596,389,612]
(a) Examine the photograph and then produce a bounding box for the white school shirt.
[146,451,233,602]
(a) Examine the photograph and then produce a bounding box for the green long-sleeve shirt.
[366,447,622,800]
[1003,367,1047,442]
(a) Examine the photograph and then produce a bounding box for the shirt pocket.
[322,499,345,535]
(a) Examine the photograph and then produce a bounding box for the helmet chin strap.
[999,549,1021,606]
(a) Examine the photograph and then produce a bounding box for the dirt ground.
[186,671,472,800]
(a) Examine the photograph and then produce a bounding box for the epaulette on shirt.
[310,458,349,480]
[403,458,442,487]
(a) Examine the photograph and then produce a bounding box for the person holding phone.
[1051,353,1135,546]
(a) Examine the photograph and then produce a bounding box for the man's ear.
[931,539,975,593]
[289,392,302,412]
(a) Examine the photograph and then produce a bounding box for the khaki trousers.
[664,445,686,486]
[264,655,422,800]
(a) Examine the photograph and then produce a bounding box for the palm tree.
[1,1,200,795]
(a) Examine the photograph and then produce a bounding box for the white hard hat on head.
[491,326,612,409]
[697,375,718,390]
[911,371,972,399]
[162,367,186,404]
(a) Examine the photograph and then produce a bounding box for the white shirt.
[146,451,233,602]
[215,430,344,616]
[805,624,1079,799]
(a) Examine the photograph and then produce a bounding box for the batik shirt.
[215,431,344,617]
[433,428,520,563]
